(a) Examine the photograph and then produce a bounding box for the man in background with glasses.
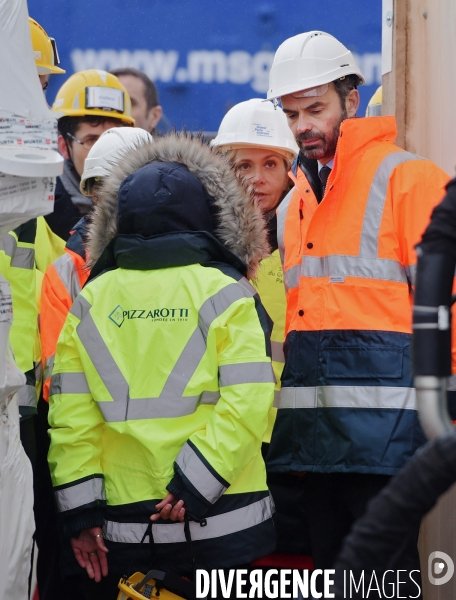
[46,69,134,244]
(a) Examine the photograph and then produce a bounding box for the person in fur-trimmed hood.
[47,132,276,599]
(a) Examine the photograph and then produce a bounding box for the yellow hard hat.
[52,69,135,125]
[366,85,382,117]
[29,17,65,75]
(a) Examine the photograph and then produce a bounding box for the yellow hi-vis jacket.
[251,249,286,442]
[35,216,66,275]
[0,221,39,417]
[48,263,276,570]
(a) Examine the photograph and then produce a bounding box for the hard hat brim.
[37,65,66,75]
[54,108,135,125]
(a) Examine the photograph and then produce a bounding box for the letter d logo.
[429,551,454,585]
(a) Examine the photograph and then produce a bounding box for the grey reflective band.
[273,390,281,407]
[55,253,82,301]
[44,354,55,382]
[278,386,416,411]
[277,187,294,267]
[238,277,258,298]
[50,372,90,396]
[282,152,422,287]
[360,152,421,258]
[73,281,258,421]
[219,362,275,387]
[11,247,35,269]
[284,264,300,292]
[16,384,37,408]
[0,233,34,269]
[103,496,273,544]
[97,391,219,422]
[405,264,416,286]
[70,294,92,320]
[448,375,456,392]
[270,341,285,364]
[74,296,130,406]
[175,442,228,504]
[300,254,407,283]
[55,477,105,512]
[198,282,256,341]
[160,328,207,399]
[0,233,16,258]
[35,360,43,384]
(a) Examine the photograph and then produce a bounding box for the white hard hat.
[211,99,298,160]
[267,31,365,100]
[80,127,153,196]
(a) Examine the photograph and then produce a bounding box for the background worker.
[212,99,310,556]
[37,69,134,273]
[41,126,152,401]
[35,127,152,600]
[29,16,65,92]
[110,67,163,133]
[265,30,449,594]
[48,133,275,599]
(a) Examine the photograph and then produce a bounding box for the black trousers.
[304,472,422,597]
[267,472,311,555]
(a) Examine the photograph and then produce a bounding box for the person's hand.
[71,527,109,582]
[151,493,185,522]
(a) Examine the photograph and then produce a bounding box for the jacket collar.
[336,116,397,160]
[66,215,90,259]
[88,230,247,282]
[291,116,398,199]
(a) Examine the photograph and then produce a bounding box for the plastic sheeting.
[0,0,63,236]
[0,275,33,600]
[0,0,57,596]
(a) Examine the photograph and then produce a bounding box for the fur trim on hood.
[86,132,269,278]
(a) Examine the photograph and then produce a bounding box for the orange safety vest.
[267,116,449,475]
[40,217,89,400]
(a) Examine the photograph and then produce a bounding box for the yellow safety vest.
[35,216,66,275]
[0,221,39,417]
[251,249,286,442]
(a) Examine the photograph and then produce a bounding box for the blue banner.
[28,0,382,132]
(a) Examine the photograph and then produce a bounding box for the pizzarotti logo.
[108,305,189,328]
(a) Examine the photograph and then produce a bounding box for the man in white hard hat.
[266,31,449,593]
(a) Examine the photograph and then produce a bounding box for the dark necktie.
[319,165,331,196]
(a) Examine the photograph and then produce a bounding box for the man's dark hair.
[110,67,159,110]
[57,115,121,140]
[333,74,362,111]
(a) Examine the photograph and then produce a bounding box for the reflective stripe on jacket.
[267,116,450,475]
[41,218,89,401]
[251,249,286,441]
[0,221,39,417]
[48,262,276,569]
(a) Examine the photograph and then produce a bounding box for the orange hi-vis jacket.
[266,116,449,475]
[40,217,89,401]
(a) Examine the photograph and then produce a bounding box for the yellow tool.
[118,570,193,600]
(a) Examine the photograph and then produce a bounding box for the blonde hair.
[221,147,294,199]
